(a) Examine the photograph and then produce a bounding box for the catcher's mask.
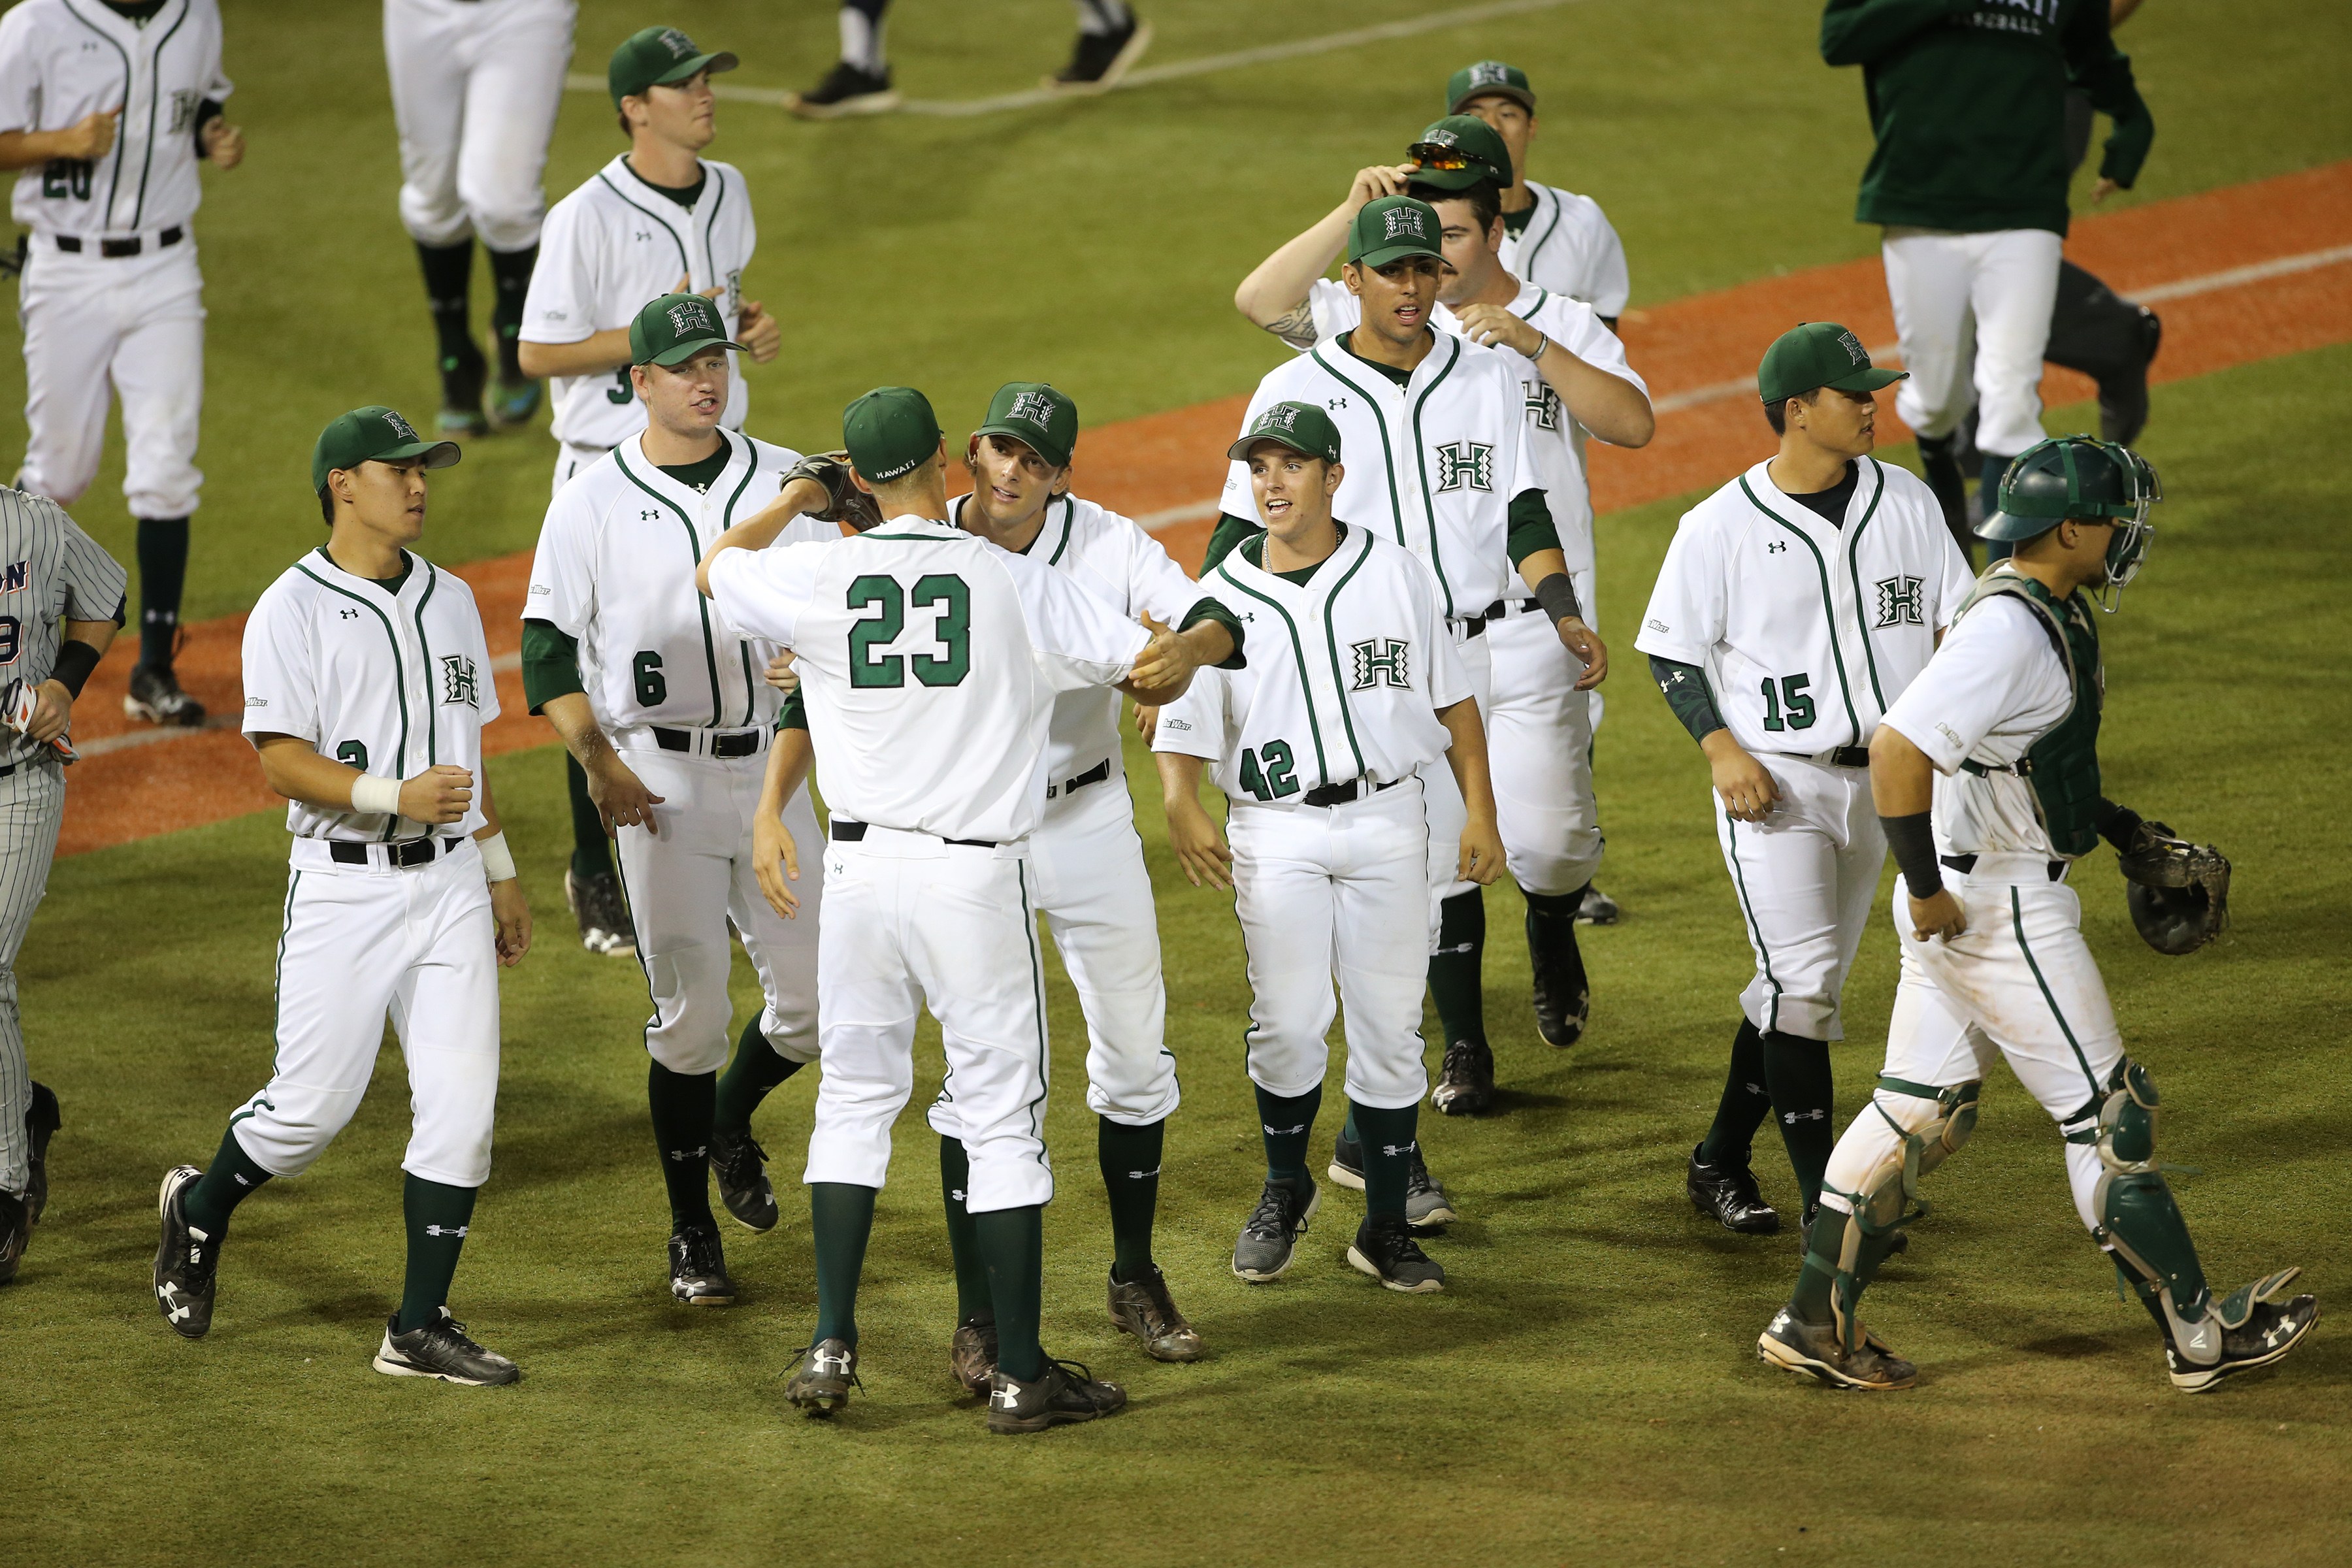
[1978,436,2161,612]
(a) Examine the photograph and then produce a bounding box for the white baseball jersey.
[1178,525,1469,798]
[526,429,832,734]
[242,546,498,843]
[1635,457,1973,755]
[708,515,1149,845]
[1499,182,1629,319]
[383,0,575,252]
[0,0,230,237]
[1221,331,1541,621]
[1301,277,1644,574]
[521,153,756,453]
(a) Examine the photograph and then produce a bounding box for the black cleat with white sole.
[0,1188,24,1285]
[374,1308,520,1386]
[154,1165,220,1337]
[1687,1143,1780,1235]
[564,869,636,958]
[785,1337,859,1415]
[786,62,900,120]
[708,1125,777,1232]
[125,663,205,727]
[2160,1270,2319,1394]
[1757,1308,1917,1390]
[668,1222,734,1306]
[987,1356,1126,1434]
[1043,18,1152,92]
[1346,1211,1446,1293]
[24,1080,59,1226]
[1431,1037,1495,1115]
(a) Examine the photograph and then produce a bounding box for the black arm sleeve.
[2093,796,2144,851]
[49,639,103,696]
[1880,811,1943,900]
[1648,654,1725,745]
[191,97,224,157]
[1201,512,1262,573]
[520,618,586,714]
[1178,596,1247,669]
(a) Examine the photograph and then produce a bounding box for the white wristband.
[476,830,517,883]
[350,772,403,817]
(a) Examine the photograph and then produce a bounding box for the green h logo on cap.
[844,387,944,485]
[311,405,461,494]
[1348,196,1445,269]
[1227,401,1342,466]
[1756,321,1908,406]
[608,25,740,108]
[629,291,743,367]
[974,381,1078,469]
[1446,60,1535,114]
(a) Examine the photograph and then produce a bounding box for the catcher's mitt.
[2116,821,2229,956]
[785,450,883,533]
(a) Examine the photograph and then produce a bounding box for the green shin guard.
[1817,1077,1981,1351]
[2084,1059,2222,1360]
[938,1135,994,1323]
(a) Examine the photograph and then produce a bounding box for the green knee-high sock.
[1789,1203,1899,1328]
[938,1135,994,1323]
[1349,1101,1418,1220]
[1426,889,1487,1046]
[1697,1018,1774,1168]
[1762,1030,1835,1214]
[1254,1083,1322,1185]
[182,1124,274,1238]
[647,1062,717,1232]
[396,1176,478,1333]
[135,516,189,670]
[566,755,613,881]
[809,1182,877,1347]
[975,1205,1045,1382]
[1097,1117,1164,1283]
[713,1017,801,1137]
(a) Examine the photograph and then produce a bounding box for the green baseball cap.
[1408,114,1512,190]
[973,382,1078,469]
[1227,401,1343,465]
[843,387,943,485]
[1348,195,1446,269]
[310,406,460,493]
[1446,60,1535,114]
[1757,321,1907,406]
[608,25,738,108]
[629,291,743,367]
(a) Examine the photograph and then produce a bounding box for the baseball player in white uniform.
[0,0,243,728]
[382,0,576,435]
[1760,434,2319,1394]
[698,385,1200,1434]
[1220,193,1599,1140]
[1156,400,1503,1295]
[525,293,829,1309]
[517,24,781,962]
[1234,119,1652,1114]
[1637,323,1970,1241]
[1444,61,1629,325]
[153,406,532,1387]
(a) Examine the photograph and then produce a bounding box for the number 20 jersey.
[706,515,1149,846]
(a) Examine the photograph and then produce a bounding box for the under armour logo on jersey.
[441,653,480,708]
[423,1224,468,1238]
[1765,541,1788,554]
[0,561,25,593]
[1874,574,1926,628]
[1327,397,1348,412]
[1350,638,1411,689]
[642,510,661,521]
[1524,380,1561,431]
[1432,441,1495,493]
[339,608,360,620]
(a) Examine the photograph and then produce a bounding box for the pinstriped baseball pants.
[0,759,65,1197]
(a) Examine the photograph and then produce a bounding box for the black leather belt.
[1826,745,1870,769]
[57,227,181,257]
[0,762,17,780]
[830,819,998,850]
[1452,600,1507,638]
[332,837,459,869]
[1301,777,1399,808]
[1941,853,2065,882]
[653,725,762,758]
[1047,758,1111,800]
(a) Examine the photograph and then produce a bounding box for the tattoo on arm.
[1264,301,1318,350]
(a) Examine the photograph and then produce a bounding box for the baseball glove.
[785,450,883,533]
[2116,821,2229,956]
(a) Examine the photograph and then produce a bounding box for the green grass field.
[11,2,2352,1563]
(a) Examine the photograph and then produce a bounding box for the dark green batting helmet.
[1981,435,2162,608]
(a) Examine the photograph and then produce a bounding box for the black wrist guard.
[1880,811,1943,900]
[1533,572,1581,626]
[50,640,101,697]
[2094,797,2145,852]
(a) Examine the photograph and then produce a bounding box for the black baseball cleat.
[786,61,900,120]
[25,1081,59,1225]
[125,663,205,727]
[1757,1308,1918,1390]
[437,343,489,437]
[1346,1211,1446,1294]
[1688,1143,1780,1235]
[987,1355,1127,1434]
[374,1308,521,1386]
[1328,1128,1456,1232]
[1527,902,1592,1047]
[1575,885,1622,926]
[0,1187,25,1285]
[1043,17,1152,92]
[2161,1271,2320,1394]
[564,870,636,958]
[2099,306,2163,447]
[1232,1176,1318,1281]
[785,1337,860,1416]
[950,1316,999,1395]
[1107,1264,1205,1362]
[154,1165,220,1337]
[1431,1037,1495,1116]
[707,1125,777,1232]
[668,1222,734,1307]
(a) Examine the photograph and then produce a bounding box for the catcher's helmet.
[1978,435,2161,610]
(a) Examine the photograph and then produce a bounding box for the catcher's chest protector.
[1955,573,2105,857]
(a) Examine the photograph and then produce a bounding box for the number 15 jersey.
[707,515,1149,845]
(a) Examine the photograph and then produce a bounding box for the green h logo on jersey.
[1433,440,1495,493]
[1524,379,1561,432]
[1874,575,1925,628]
[1350,638,1411,690]
[441,653,480,708]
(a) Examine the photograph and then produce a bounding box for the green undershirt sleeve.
[521,617,585,714]
[1178,596,1247,669]
[1201,512,1264,573]
[1506,487,1561,568]
[776,688,808,733]
[1649,653,1726,745]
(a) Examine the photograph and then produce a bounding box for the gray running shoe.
[1231,1177,1318,1282]
[374,1308,520,1386]
[1757,1308,1918,1390]
[1328,1130,1457,1231]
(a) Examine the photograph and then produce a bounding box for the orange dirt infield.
[55,160,2352,858]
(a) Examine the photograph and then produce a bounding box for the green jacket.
[1821,0,2153,235]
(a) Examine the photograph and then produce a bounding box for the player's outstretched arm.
[696,476,833,598]
[752,727,809,919]
[1453,305,1655,449]
[1122,615,1227,706]
[1154,752,1232,891]
[472,770,532,967]
[535,693,663,830]
[1233,163,1414,342]
[1436,697,1506,886]
[522,279,719,380]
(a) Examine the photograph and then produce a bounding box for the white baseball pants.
[1882,226,2064,458]
[228,839,500,1189]
[1229,777,1432,1111]
[383,0,576,252]
[817,830,1054,1213]
[1823,859,2122,1233]
[14,241,203,520]
[1485,598,1603,898]
[0,760,63,1196]
[1713,754,1884,1042]
[611,739,821,1075]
